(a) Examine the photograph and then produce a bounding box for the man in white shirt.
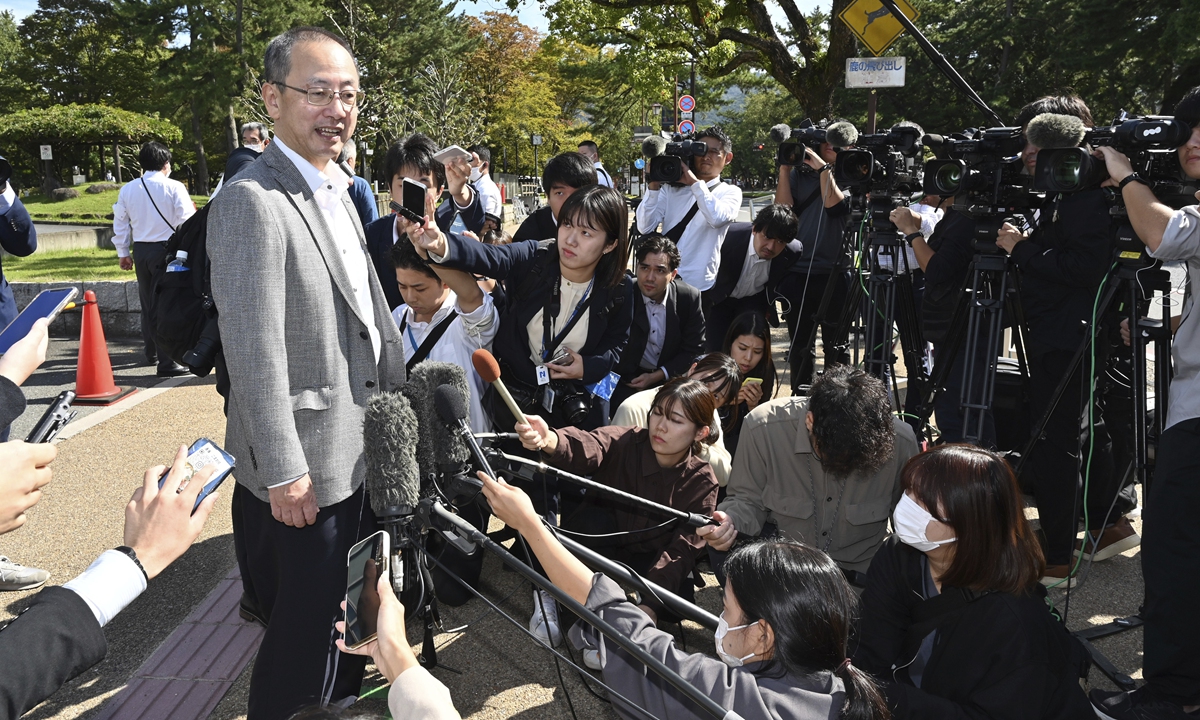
[389,233,499,432]
[467,144,503,219]
[578,140,613,188]
[635,126,743,292]
[112,141,195,376]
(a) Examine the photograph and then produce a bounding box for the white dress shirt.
[474,173,503,217]
[730,237,771,299]
[111,170,196,257]
[639,284,671,372]
[0,182,15,213]
[879,201,944,274]
[635,178,743,291]
[274,138,380,362]
[594,162,614,188]
[63,550,148,627]
[391,290,499,433]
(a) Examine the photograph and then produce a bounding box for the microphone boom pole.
[428,501,745,720]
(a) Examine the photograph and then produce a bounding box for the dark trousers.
[1142,417,1200,704]
[1025,348,1119,565]
[132,242,169,359]
[233,483,376,720]
[777,271,850,391]
[704,293,769,352]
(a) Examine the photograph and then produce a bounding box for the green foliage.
[0,104,182,146]
[20,182,207,224]
[4,247,131,282]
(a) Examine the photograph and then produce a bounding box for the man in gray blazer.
[207,26,405,720]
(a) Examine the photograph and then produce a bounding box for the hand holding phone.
[432,145,473,165]
[0,288,76,355]
[157,438,236,515]
[547,347,572,366]
[341,531,390,650]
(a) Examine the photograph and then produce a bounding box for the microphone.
[362,391,421,595]
[471,348,528,425]
[335,146,356,179]
[1026,113,1087,149]
[826,121,859,149]
[769,123,792,144]
[642,135,667,158]
[435,384,496,486]
[403,361,471,483]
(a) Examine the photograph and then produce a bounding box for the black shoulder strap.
[911,586,991,626]
[399,310,459,373]
[664,202,700,244]
[140,177,177,232]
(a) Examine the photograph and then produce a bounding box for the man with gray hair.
[224,121,272,183]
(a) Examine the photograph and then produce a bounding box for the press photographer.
[1087,85,1200,720]
[636,126,742,293]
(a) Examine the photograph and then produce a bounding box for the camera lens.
[934,163,962,193]
[1050,153,1083,188]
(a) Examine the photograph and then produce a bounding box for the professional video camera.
[769,119,858,168]
[641,133,707,184]
[834,124,924,235]
[923,127,1035,249]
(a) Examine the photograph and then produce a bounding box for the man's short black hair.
[695,126,732,154]
[1015,94,1094,130]
[264,27,354,84]
[635,234,681,270]
[138,141,171,172]
[390,234,440,281]
[807,364,895,477]
[1174,86,1200,129]
[578,140,599,154]
[384,133,446,190]
[752,204,799,242]
[467,144,491,168]
[542,152,596,193]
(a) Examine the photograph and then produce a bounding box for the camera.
[181,315,222,377]
[1033,114,1194,195]
[647,135,708,184]
[0,156,10,186]
[835,124,924,194]
[552,381,591,425]
[774,119,831,166]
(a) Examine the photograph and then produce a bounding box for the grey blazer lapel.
[263,146,372,330]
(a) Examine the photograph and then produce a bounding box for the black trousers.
[777,271,850,391]
[1025,348,1119,566]
[233,483,376,720]
[132,241,169,359]
[1142,417,1200,704]
[704,293,769,352]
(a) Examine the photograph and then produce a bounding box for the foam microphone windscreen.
[1026,113,1086,149]
[402,361,471,479]
[826,121,859,149]
[434,384,470,425]
[642,135,667,157]
[769,124,792,144]
[472,348,501,384]
[363,391,421,515]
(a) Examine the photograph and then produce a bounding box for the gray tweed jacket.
[208,141,406,508]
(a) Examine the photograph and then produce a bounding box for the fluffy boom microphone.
[641,135,667,158]
[826,121,859,149]
[362,391,421,517]
[769,123,792,144]
[1026,113,1087,149]
[402,361,471,483]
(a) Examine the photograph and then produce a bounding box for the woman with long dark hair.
[482,466,889,720]
[720,311,776,455]
[855,444,1091,719]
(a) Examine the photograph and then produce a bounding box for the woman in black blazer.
[404,184,634,431]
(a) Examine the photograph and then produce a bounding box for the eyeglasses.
[272,82,364,109]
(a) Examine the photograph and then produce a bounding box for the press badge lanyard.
[540,275,594,363]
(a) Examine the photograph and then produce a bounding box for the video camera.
[769,119,859,168]
[833,125,924,243]
[642,133,707,184]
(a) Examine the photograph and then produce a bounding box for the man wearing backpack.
[112,141,195,377]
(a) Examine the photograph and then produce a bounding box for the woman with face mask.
[481,467,888,720]
[854,444,1092,720]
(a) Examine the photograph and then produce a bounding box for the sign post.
[531,134,543,178]
[845,57,907,133]
[677,96,696,135]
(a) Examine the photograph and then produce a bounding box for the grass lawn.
[22,181,208,224]
[4,247,129,282]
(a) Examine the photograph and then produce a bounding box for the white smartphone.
[433,145,473,165]
[343,530,391,650]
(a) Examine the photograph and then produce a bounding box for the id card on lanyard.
[537,276,593,387]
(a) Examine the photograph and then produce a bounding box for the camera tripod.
[1011,230,1173,690]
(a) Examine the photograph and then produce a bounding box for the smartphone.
[548,347,572,366]
[0,287,78,354]
[433,145,473,165]
[157,437,236,514]
[742,377,763,387]
[25,390,76,443]
[389,177,428,225]
[344,530,390,650]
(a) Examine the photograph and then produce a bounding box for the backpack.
[149,202,222,376]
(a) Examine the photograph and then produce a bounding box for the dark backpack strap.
[400,310,459,373]
[140,178,177,232]
[664,202,700,244]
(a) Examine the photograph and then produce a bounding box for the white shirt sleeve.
[63,549,149,627]
[455,291,498,346]
[0,182,14,214]
[173,180,196,224]
[636,187,665,232]
[690,181,741,228]
[112,189,132,258]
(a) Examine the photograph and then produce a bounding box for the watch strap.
[904,232,923,245]
[1119,173,1149,190]
[114,546,149,582]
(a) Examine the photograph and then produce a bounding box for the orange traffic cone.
[74,290,137,405]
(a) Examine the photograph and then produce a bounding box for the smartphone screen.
[0,287,77,354]
[402,177,427,219]
[158,438,236,514]
[344,531,390,649]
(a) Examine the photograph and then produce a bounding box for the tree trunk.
[225,105,238,155]
[192,96,210,195]
[114,143,122,183]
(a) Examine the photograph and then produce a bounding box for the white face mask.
[245,143,264,153]
[714,612,757,667]
[469,166,483,183]
[893,493,956,553]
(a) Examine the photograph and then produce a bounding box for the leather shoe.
[157,361,192,377]
[145,354,158,366]
[238,592,268,627]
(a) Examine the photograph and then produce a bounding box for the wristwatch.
[1119,172,1150,190]
[114,545,149,581]
[819,163,834,174]
[904,232,923,245]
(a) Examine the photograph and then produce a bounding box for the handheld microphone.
[641,135,667,158]
[1026,113,1087,149]
[826,121,860,149]
[471,348,527,425]
[335,146,356,180]
[769,123,792,144]
[435,384,496,487]
[363,391,421,594]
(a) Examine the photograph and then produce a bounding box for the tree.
[0,11,28,115]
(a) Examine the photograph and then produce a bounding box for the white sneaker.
[530,589,563,646]
[582,648,601,670]
[0,556,50,591]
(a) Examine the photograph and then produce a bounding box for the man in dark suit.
[207,27,406,719]
[224,122,271,183]
[513,152,596,242]
[0,174,37,335]
[365,133,484,310]
[611,234,706,409]
[703,203,801,349]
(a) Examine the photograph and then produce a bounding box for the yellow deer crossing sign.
[838,0,919,57]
